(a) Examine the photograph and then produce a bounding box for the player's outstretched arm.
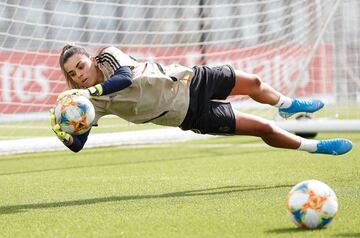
[57,66,132,102]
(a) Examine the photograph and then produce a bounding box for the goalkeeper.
[50,44,352,155]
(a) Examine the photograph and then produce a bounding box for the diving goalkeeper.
[50,44,352,155]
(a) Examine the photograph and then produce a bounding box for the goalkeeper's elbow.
[66,129,90,153]
[67,139,85,153]
[68,143,84,153]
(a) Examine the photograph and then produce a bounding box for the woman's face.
[63,53,101,88]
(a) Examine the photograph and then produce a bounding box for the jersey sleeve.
[95,46,137,80]
[67,129,90,153]
[99,66,132,95]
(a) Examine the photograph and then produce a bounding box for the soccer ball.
[54,95,95,135]
[286,179,338,229]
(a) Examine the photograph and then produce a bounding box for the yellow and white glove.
[49,109,71,145]
[56,85,103,102]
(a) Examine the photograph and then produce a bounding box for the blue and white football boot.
[279,99,324,119]
[314,139,352,155]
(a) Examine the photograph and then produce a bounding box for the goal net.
[0,0,359,153]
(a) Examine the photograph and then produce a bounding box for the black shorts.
[179,65,236,135]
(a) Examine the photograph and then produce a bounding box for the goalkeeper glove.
[49,109,72,145]
[56,84,103,102]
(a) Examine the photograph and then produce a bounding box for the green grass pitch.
[0,133,359,238]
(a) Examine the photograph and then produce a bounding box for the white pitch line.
[1,127,357,155]
[115,143,267,149]
[0,128,213,155]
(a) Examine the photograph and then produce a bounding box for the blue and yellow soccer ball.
[287,180,338,229]
[54,95,95,135]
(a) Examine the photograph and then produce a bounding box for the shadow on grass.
[0,149,271,176]
[0,184,292,215]
[334,233,360,237]
[266,227,326,234]
[267,228,360,237]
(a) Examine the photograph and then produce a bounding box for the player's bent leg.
[278,99,324,119]
[233,111,301,149]
[230,70,280,105]
[230,70,325,119]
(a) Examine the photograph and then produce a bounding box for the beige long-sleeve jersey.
[91,46,194,127]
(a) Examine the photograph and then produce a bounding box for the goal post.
[0,0,359,153]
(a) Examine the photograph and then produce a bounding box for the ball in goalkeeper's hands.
[54,94,95,135]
